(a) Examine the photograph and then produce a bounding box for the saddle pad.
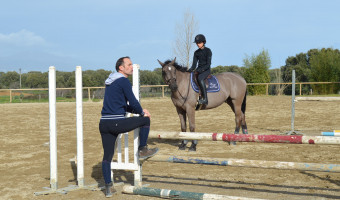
[190,72,220,93]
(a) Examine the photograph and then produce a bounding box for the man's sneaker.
[105,182,117,198]
[138,146,159,159]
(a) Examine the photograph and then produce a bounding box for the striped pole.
[123,186,265,200]
[146,155,340,173]
[149,131,340,145]
[322,130,340,136]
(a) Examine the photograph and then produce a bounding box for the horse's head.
[157,58,178,92]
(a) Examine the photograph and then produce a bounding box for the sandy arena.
[1,96,340,199]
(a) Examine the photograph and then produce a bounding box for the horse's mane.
[164,60,188,72]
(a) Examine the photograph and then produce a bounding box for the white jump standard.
[34,66,98,196]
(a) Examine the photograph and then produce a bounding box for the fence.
[0,82,339,103]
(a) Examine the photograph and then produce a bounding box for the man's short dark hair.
[115,56,130,72]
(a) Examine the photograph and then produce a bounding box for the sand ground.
[1,96,340,200]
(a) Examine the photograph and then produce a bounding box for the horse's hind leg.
[241,114,248,134]
[231,101,243,135]
[226,98,241,134]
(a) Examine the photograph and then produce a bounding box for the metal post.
[49,66,57,190]
[286,70,301,135]
[76,66,84,187]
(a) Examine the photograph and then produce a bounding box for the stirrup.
[197,99,208,105]
[195,102,203,111]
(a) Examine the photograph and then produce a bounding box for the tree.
[243,49,271,95]
[281,48,340,95]
[211,65,244,76]
[0,71,20,89]
[172,9,199,68]
[25,72,48,88]
[309,48,340,94]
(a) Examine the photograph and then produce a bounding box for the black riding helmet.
[194,34,206,44]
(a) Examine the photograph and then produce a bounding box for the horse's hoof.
[188,144,197,151]
[178,143,186,150]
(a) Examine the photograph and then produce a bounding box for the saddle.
[190,72,220,93]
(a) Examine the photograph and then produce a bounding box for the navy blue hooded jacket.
[101,72,143,119]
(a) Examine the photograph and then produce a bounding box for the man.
[99,56,158,197]
[187,34,212,106]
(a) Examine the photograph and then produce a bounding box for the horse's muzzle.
[169,81,178,92]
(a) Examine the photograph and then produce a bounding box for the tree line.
[1,48,339,95]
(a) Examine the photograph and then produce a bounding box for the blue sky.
[1,0,339,73]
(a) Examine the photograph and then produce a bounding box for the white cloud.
[0,29,47,46]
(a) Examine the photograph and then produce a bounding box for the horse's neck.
[176,71,190,91]
[171,71,191,101]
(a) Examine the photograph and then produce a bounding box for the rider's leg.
[197,70,210,105]
[197,78,208,105]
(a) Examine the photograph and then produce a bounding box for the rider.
[187,34,212,106]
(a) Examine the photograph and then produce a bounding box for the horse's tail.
[241,90,247,114]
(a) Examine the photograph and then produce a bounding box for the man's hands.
[143,109,151,118]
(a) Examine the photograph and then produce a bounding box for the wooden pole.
[123,185,264,200]
[149,131,340,145]
[146,155,340,173]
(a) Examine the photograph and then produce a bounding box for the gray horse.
[157,58,248,151]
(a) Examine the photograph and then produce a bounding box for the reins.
[172,69,191,107]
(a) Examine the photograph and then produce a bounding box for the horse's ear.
[170,57,176,65]
[157,59,164,67]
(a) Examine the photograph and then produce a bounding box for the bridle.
[164,66,191,107]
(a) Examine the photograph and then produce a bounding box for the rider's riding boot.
[197,79,208,105]
[105,182,117,198]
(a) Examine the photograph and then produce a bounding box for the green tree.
[243,49,271,95]
[0,72,4,89]
[211,65,244,76]
[309,48,340,94]
[25,72,48,88]
[0,71,20,88]
[56,71,73,88]
[140,70,163,85]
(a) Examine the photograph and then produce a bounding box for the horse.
[157,58,248,151]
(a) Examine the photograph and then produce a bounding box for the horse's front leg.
[176,107,187,150]
[186,107,197,151]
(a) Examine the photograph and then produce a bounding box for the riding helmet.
[194,34,206,43]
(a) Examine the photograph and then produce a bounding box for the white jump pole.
[76,66,84,187]
[48,66,58,190]
[132,64,142,186]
